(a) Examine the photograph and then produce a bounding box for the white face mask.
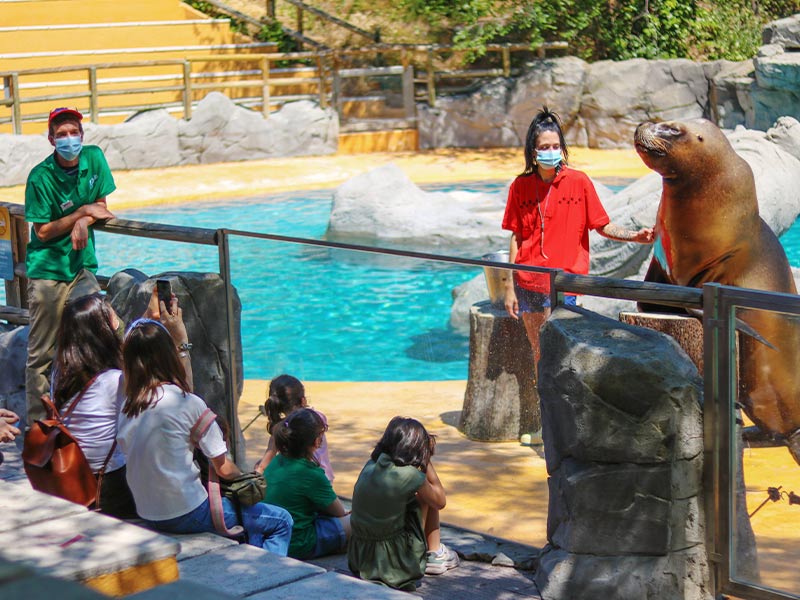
[54,135,82,161]
[536,149,562,167]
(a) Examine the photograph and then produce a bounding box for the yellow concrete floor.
[4,146,797,593]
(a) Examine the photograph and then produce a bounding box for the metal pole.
[296,6,303,51]
[502,45,511,78]
[401,65,415,121]
[266,0,275,19]
[316,53,326,108]
[216,229,242,465]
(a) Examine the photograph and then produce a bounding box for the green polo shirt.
[263,454,338,559]
[25,145,116,281]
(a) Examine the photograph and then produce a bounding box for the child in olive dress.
[348,417,459,591]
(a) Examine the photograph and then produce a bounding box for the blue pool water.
[9,181,800,381]
[94,182,506,382]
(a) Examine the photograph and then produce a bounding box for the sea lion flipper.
[638,258,683,313]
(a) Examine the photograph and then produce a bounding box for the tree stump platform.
[619,312,704,373]
[460,300,539,441]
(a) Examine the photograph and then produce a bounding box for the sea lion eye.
[697,135,704,142]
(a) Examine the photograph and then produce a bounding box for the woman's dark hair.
[272,407,324,461]
[371,416,436,472]
[265,374,305,434]
[53,293,121,409]
[121,319,190,418]
[521,106,569,176]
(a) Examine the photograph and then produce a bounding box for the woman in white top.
[117,319,293,555]
[51,293,136,518]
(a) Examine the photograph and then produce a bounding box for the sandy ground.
[0,147,650,208]
[3,146,797,592]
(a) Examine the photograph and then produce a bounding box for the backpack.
[22,380,114,508]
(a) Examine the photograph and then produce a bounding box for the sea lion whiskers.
[634,123,671,156]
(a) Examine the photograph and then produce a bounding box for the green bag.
[220,472,266,507]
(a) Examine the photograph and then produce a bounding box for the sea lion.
[634,118,800,464]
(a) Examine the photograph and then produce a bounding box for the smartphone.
[156,279,172,315]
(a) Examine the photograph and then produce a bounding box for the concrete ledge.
[0,506,179,594]
[248,571,411,599]
[0,478,87,532]
[128,579,237,599]
[178,545,325,596]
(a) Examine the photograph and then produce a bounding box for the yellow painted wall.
[0,0,192,25]
[0,22,242,54]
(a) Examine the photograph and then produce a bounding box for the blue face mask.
[54,135,82,161]
[536,148,562,168]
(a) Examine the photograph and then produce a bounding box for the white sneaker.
[425,543,459,575]
[520,429,543,446]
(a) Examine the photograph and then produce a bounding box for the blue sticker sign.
[0,207,13,280]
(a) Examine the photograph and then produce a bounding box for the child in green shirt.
[263,408,350,559]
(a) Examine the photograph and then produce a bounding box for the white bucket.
[481,250,511,307]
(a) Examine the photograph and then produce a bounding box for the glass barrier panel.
[731,304,800,596]
[93,195,549,553]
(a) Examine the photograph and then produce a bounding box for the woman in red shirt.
[502,108,653,378]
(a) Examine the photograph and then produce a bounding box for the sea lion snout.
[634,121,683,156]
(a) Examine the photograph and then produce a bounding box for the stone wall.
[419,14,800,150]
[0,93,339,187]
[534,306,712,600]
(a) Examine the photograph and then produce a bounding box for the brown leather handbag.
[22,378,113,507]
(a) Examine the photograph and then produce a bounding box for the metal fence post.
[266,0,275,19]
[702,283,724,598]
[88,67,99,124]
[502,45,511,77]
[401,65,415,121]
[216,229,243,465]
[182,61,193,120]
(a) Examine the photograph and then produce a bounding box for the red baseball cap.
[48,107,83,127]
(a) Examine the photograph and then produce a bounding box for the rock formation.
[534,306,712,600]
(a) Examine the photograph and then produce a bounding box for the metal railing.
[6,197,793,599]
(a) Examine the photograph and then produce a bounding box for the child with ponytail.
[263,407,350,559]
[254,374,333,481]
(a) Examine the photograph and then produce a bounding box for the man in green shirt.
[24,107,116,423]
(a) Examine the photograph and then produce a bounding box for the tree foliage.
[396,0,800,61]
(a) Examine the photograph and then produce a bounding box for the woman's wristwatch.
[177,342,192,358]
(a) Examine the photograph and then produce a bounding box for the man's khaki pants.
[25,270,100,424]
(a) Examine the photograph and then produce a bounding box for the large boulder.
[752,44,800,131]
[0,324,28,431]
[84,109,181,170]
[579,59,710,148]
[107,269,247,463]
[418,79,517,149]
[325,163,509,255]
[534,306,712,600]
[0,133,52,187]
[177,93,338,164]
[506,56,588,145]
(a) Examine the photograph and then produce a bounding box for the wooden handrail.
[280,0,379,43]
[0,39,568,132]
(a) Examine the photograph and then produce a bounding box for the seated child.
[348,416,459,591]
[254,374,333,481]
[263,408,350,559]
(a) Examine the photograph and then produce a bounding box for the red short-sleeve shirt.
[502,167,610,292]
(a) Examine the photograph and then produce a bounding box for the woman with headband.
[117,314,293,554]
[502,108,654,384]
